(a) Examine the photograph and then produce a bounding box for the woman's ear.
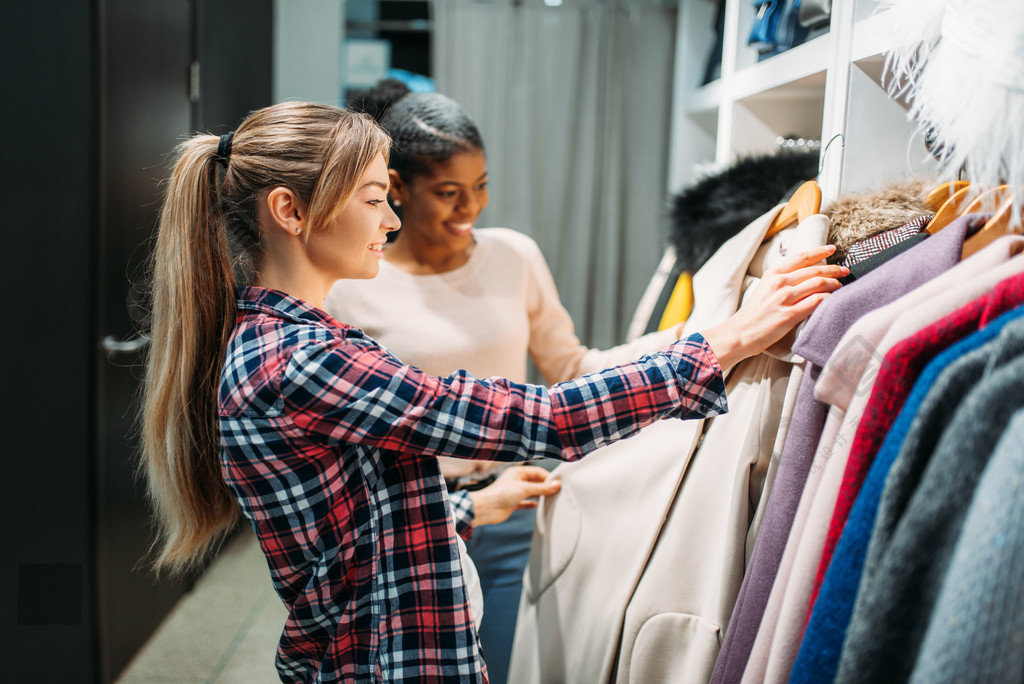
[264,187,308,236]
[388,169,407,207]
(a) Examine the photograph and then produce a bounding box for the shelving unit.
[667,0,939,203]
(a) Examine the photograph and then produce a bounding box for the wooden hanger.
[925,184,975,234]
[961,194,1022,260]
[923,180,970,212]
[764,180,822,240]
[958,184,1011,217]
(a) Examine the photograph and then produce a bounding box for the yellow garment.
[658,271,694,330]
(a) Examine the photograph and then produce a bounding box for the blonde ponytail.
[142,134,238,574]
[140,102,390,574]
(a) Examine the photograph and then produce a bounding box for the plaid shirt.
[218,287,727,683]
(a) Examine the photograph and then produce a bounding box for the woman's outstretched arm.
[702,245,846,370]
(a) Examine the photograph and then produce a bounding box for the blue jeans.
[466,506,536,684]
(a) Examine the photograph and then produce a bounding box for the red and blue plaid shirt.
[218,286,727,683]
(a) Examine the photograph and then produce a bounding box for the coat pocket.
[629,612,722,683]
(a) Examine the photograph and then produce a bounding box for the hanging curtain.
[432,0,677,349]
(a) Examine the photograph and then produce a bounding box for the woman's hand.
[702,245,847,370]
[469,466,561,527]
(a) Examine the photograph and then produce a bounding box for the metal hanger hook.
[818,133,845,178]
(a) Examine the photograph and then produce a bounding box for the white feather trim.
[876,0,951,87]
[877,0,1024,211]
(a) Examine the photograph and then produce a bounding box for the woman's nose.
[384,202,401,231]
[457,190,480,216]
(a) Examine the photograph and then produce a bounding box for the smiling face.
[391,148,489,255]
[307,152,401,281]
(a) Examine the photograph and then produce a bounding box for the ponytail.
[142,135,239,574]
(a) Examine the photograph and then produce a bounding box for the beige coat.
[509,209,830,684]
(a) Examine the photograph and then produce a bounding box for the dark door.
[196,0,274,133]
[4,0,272,681]
[94,0,194,680]
[2,1,100,681]
[95,1,273,680]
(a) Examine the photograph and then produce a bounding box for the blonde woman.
[140,101,844,683]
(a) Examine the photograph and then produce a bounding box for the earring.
[392,199,401,207]
[296,228,302,235]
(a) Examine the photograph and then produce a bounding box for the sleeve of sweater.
[518,233,684,383]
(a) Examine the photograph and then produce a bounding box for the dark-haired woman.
[323,80,842,684]
[142,99,844,683]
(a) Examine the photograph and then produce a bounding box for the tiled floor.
[116,527,287,683]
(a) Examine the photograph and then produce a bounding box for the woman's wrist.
[468,490,495,527]
[700,319,752,372]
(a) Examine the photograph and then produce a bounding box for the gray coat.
[835,313,1024,683]
[910,407,1024,683]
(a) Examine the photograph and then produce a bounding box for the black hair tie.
[214,131,235,168]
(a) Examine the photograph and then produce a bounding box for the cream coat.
[509,209,830,683]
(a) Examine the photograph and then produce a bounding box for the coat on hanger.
[509,207,829,684]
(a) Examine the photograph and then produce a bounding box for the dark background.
[2,1,272,680]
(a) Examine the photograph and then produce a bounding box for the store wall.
[274,0,344,105]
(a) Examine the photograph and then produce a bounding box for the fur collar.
[824,178,933,263]
[667,152,819,275]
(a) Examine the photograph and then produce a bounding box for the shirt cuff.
[675,332,729,419]
[448,489,475,541]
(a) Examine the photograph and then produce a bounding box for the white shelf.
[686,80,723,115]
[731,34,831,101]
[669,0,928,199]
[851,9,894,63]
[853,0,883,24]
